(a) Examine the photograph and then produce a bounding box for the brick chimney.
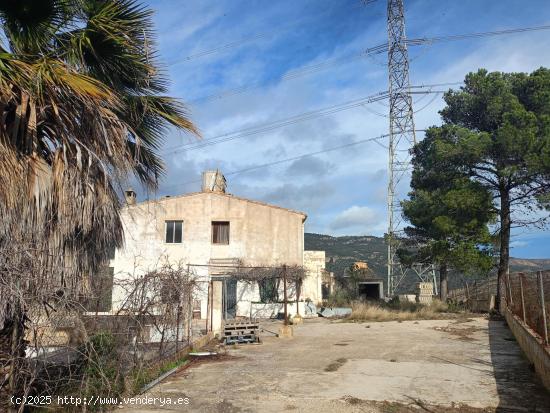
[201,170,227,193]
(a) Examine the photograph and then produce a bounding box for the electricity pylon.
[386,0,436,296]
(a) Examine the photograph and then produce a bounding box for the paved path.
[121,317,550,412]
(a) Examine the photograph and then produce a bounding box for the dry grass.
[347,300,452,322]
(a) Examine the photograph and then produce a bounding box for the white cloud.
[285,156,333,177]
[329,206,383,234]
[146,0,550,256]
[510,240,529,249]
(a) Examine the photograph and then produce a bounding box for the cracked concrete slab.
[121,317,550,412]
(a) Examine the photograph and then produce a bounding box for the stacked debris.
[317,307,352,318]
[223,319,260,344]
[416,282,434,304]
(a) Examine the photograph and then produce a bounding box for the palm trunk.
[0,321,13,411]
[0,310,27,413]
[439,263,448,302]
[496,184,511,311]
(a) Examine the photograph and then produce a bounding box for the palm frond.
[0,0,74,54]
[0,0,198,329]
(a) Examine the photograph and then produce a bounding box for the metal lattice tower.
[386,0,435,296]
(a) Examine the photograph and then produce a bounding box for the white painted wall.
[109,191,323,320]
[303,251,326,304]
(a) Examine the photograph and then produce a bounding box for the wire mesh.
[504,271,549,344]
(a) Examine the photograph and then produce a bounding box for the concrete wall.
[235,281,261,318]
[234,278,316,318]
[303,251,326,304]
[211,281,223,334]
[503,306,550,391]
[111,192,307,316]
[249,302,306,319]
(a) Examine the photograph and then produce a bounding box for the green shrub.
[47,332,125,411]
[81,332,125,409]
[128,354,188,394]
[385,298,423,312]
[326,288,355,306]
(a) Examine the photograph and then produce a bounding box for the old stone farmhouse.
[104,171,329,336]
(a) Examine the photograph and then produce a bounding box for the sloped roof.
[128,191,307,220]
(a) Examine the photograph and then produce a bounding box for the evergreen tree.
[404,68,550,305]
[402,156,495,301]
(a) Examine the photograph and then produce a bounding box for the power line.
[409,81,463,88]
[413,91,442,113]
[173,92,390,153]
[168,1,378,65]
[160,128,425,193]
[164,83,458,155]
[190,52,368,104]
[163,90,389,154]
[406,24,550,47]
[362,87,444,118]
[187,23,550,104]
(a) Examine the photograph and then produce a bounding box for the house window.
[165,220,183,243]
[212,221,230,244]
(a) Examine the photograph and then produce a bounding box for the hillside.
[305,233,388,279]
[508,258,550,272]
[304,232,550,293]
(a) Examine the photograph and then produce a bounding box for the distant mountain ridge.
[304,233,388,280]
[304,233,550,288]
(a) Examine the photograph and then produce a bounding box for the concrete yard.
[122,317,550,412]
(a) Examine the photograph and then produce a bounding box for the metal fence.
[503,271,549,345]
[447,277,498,312]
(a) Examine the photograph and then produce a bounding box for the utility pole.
[386,0,436,296]
[386,0,415,297]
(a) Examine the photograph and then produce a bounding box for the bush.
[128,354,189,394]
[82,332,125,407]
[47,332,125,411]
[348,299,451,322]
[386,297,423,312]
[428,299,449,313]
[325,289,355,306]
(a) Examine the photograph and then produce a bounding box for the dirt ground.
[121,316,550,412]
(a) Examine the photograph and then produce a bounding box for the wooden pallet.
[223,319,260,344]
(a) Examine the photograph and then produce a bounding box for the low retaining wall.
[248,302,317,318]
[503,306,550,391]
[132,331,214,393]
[138,332,214,372]
[190,332,214,350]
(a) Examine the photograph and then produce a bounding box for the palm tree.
[0,0,197,406]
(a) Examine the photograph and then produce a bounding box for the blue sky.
[141,0,550,259]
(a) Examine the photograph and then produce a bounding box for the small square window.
[165,220,183,243]
[212,221,229,244]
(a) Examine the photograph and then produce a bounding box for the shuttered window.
[212,221,230,244]
[165,220,183,243]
